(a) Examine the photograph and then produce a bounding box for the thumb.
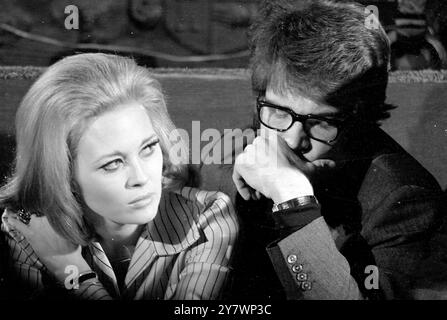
[306,159,337,179]
[275,136,307,170]
[312,159,336,169]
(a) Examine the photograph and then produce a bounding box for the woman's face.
[74,102,163,226]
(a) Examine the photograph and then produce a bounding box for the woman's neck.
[95,221,143,289]
[95,222,144,257]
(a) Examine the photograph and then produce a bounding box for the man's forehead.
[264,88,338,115]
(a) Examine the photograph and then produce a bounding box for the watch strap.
[272,195,318,213]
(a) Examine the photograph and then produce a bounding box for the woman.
[0,53,239,300]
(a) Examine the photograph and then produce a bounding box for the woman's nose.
[280,121,310,151]
[126,159,149,188]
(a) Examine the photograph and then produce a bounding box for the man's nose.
[126,158,149,188]
[279,121,310,152]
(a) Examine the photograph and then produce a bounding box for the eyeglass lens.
[259,106,338,141]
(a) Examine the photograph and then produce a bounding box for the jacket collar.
[142,187,201,256]
[87,187,202,298]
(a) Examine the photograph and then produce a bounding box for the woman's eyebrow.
[94,150,125,166]
[139,134,158,147]
[93,134,158,165]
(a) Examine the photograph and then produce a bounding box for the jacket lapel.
[87,241,121,298]
[122,188,201,298]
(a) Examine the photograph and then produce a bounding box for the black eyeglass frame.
[256,95,350,145]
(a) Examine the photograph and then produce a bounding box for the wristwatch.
[272,195,319,213]
[78,270,98,286]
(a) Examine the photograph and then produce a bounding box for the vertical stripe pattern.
[1,187,239,300]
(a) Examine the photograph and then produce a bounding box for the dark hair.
[249,0,394,124]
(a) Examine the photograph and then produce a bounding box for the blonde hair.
[0,53,193,245]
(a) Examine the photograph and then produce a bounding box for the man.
[230,0,446,299]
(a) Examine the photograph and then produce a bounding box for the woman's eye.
[102,159,123,172]
[141,140,160,157]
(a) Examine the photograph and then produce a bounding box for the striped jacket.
[1,187,239,300]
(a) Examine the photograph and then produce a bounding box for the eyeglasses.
[257,96,348,145]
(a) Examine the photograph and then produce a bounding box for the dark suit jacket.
[226,126,446,300]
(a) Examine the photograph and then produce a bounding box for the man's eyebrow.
[264,99,340,117]
[93,134,158,165]
[311,110,343,117]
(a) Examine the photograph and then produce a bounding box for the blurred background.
[0,0,446,70]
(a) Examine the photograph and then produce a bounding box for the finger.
[6,216,29,239]
[232,166,252,201]
[249,189,261,201]
[274,134,291,154]
[257,131,277,154]
[297,159,336,181]
[251,135,265,146]
[243,143,253,153]
[254,134,282,166]
[276,137,307,170]
[239,185,253,201]
[233,165,261,201]
[250,137,268,163]
[312,159,336,169]
[258,127,277,141]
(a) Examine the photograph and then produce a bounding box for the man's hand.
[232,132,335,203]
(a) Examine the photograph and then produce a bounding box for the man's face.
[263,88,340,162]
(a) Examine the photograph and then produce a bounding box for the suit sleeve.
[265,184,446,300]
[266,214,363,300]
[174,192,239,300]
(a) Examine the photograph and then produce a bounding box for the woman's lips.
[128,193,154,208]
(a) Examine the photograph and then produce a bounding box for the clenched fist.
[232,131,335,203]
